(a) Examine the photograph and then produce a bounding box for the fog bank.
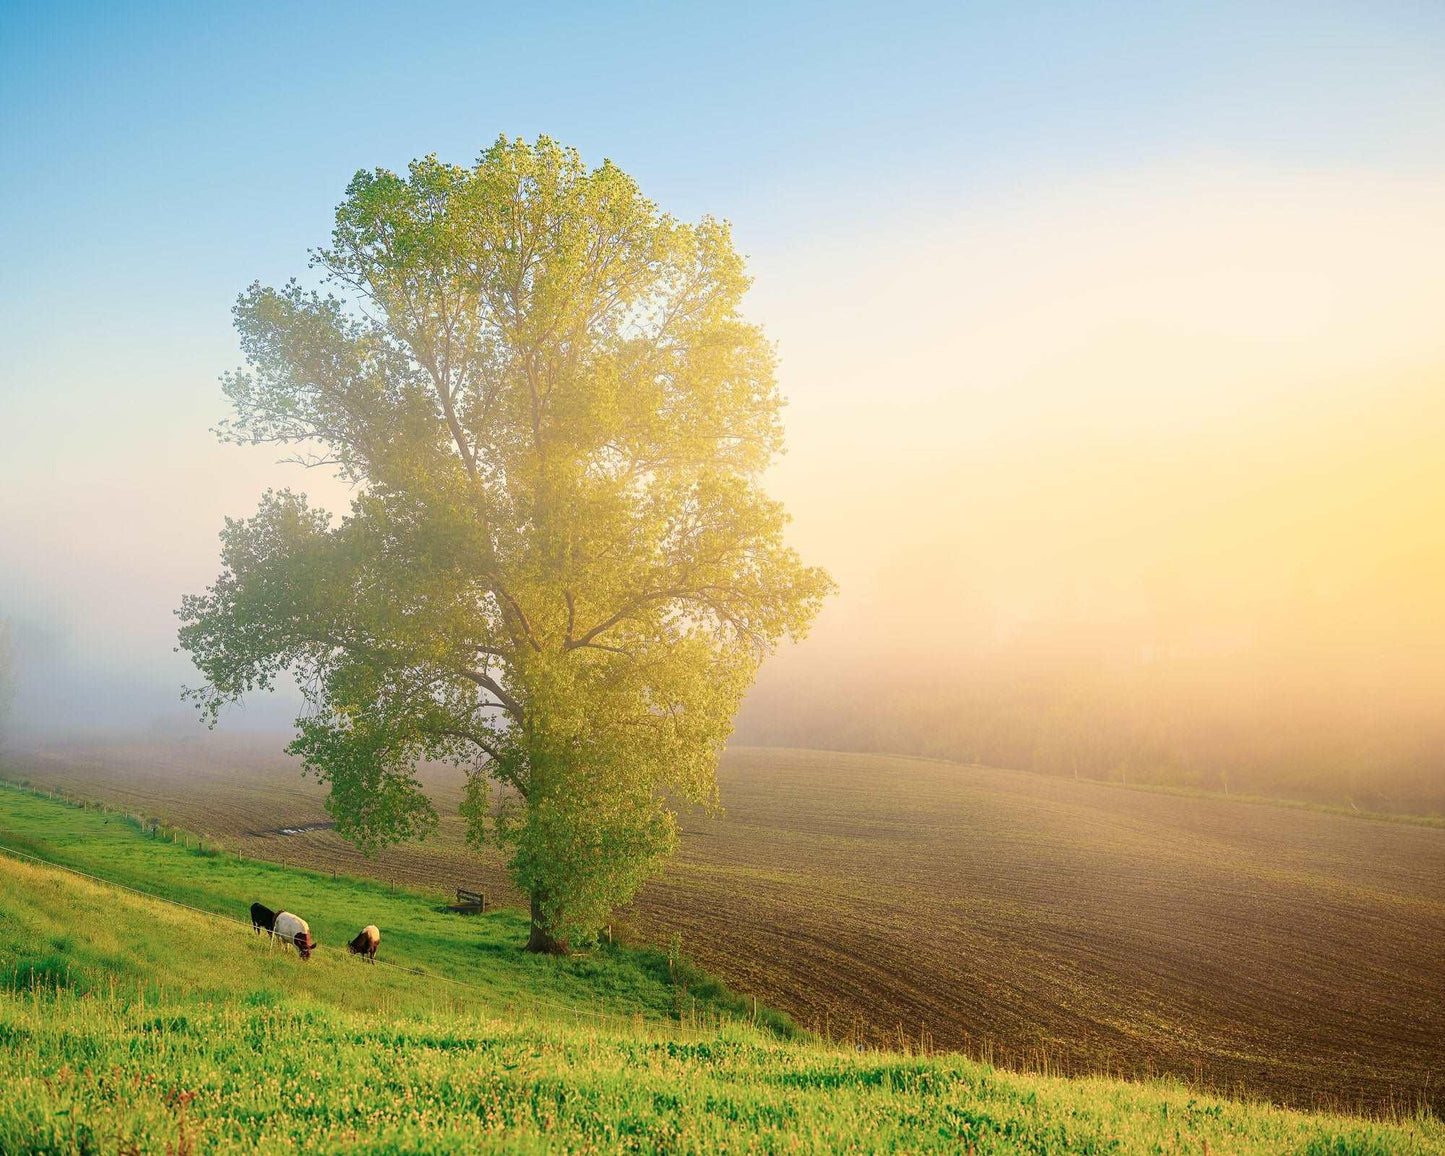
[5,167,1445,811]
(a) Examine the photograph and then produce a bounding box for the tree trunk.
[526,893,569,954]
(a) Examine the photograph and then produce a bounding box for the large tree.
[179,136,833,951]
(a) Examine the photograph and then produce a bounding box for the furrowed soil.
[5,835,1438,1155]
[5,735,1442,1116]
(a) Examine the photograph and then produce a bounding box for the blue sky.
[6,1,1443,318]
[3,1,1445,730]
[5,1,1443,393]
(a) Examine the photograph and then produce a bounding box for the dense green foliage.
[179,136,833,950]
[2,796,1438,1155]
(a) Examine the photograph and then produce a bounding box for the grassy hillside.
[2,798,1440,1153]
[7,739,1444,1114]
[0,784,789,1037]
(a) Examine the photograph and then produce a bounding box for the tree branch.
[459,668,524,724]
[493,584,543,652]
[564,587,691,651]
[569,641,638,660]
[430,724,503,763]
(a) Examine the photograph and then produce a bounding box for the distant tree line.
[736,651,1445,816]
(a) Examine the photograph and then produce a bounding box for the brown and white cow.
[273,911,315,960]
[348,924,380,963]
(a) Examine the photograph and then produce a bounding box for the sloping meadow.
[0,804,1440,1153]
[10,740,1443,1114]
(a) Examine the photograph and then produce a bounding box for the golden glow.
[742,166,1445,793]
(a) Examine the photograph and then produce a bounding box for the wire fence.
[0,838,674,1029]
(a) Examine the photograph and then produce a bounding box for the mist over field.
[6,9,1445,1151]
[6,169,1445,812]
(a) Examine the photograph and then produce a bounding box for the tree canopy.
[179,136,834,950]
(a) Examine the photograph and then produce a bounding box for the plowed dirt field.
[5,735,1441,1113]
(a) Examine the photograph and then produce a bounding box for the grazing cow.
[348,924,381,963]
[273,911,315,960]
[250,902,278,936]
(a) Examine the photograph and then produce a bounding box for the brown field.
[3,734,1442,1114]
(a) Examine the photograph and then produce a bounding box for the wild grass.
[0,782,786,1034]
[4,745,1443,1115]
[1,848,1440,1155]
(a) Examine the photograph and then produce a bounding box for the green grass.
[1,786,1441,1154]
[6,751,1442,1116]
[0,783,794,1035]
[2,857,1438,1155]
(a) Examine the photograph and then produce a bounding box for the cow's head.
[296,934,314,960]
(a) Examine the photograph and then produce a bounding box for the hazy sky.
[4,2,1445,732]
